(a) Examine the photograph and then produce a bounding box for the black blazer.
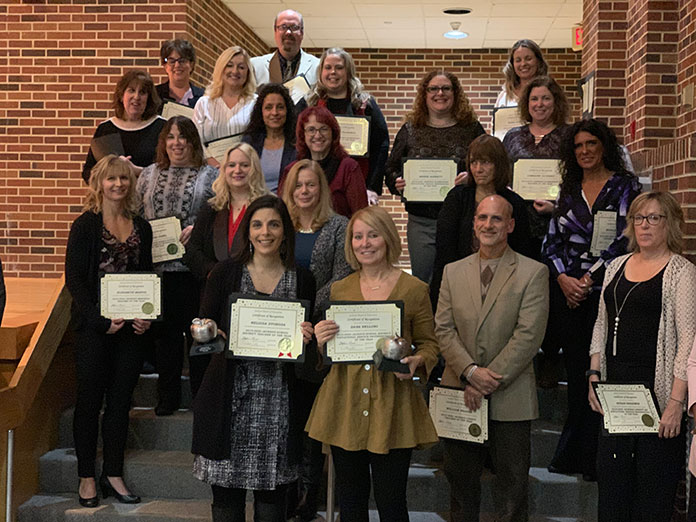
[241,132,297,192]
[183,203,245,282]
[191,261,316,462]
[156,81,205,112]
[65,211,153,333]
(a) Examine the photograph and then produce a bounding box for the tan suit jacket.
[435,246,549,421]
[251,50,320,86]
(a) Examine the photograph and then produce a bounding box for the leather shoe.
[99,473,140,504]
[78,479,99,508]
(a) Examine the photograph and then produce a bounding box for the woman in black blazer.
[65,155,153,507]
[241,83,297,193]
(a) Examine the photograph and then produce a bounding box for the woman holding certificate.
[495,39,549,108]
[193,46,257,168]
[191,195,315,522]
[297,48,390,204]
[66,155,154,507]
[307,205,439,522]
[587,191,696,522]
[241,83,297,192]
[183,142,269,282]
[82,70,166,183]
[384,70,485,284]
[542,118,641,482]
[281,106,368,217]
[136,116,217,413]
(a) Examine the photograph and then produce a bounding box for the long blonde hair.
[281,159,334,231]
[208,142,268,211]
[83,155,138,216]
[205,46,256,101]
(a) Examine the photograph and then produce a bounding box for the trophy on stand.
[190,318,225,356]
[373,334,413,373]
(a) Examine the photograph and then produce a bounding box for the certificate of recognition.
[592,382,661,435]
[492,107,524,140]
[161,101,194,120]
[100,273,161,320]
[227,294,308,361]
[150,216,185,263]
[512,159,562,200]
[205,134,242,167]
[325,301,404,363]
[590,210,617,256]
[335,115,370,157]
[429,386,488,444]
[402,159,458,202]
[283,75,311,104]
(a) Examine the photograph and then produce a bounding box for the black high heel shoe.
[78,479,99,508]
[99,473,141,504]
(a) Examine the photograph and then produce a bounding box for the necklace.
[299,227,313,234]
[611,263,643,357]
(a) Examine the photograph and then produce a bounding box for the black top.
[82,117,167,183]
[430,185,535,308]
[191,260,316,461]
[155,81,205,112]
[65,211,153,333]
[604,260,665,386]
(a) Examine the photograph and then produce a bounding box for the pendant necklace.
[612,263,643,356]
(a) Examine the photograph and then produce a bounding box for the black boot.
[253,501,285,522]
[211,504,246,522]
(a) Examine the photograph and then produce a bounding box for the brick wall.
[0,0,267,278]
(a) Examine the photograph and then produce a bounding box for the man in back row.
[251,9,320,86]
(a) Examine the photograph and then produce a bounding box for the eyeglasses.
[632,214,666,225]
[275,24,302,33]
[165,57,190,66]
[426,85,453,94]
[305,126,331,136]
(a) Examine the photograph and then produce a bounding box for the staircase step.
[131,374,193,409]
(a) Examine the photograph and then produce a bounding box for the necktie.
[481,265,493,302]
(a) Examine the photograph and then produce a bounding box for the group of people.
[63,7,696,522]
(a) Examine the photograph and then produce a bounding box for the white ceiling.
[223,0,583,49]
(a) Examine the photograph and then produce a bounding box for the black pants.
[548,283,601,476]
[211,483,288,522]
[443,420,531,522]
[73,326,146,478]
[155,271,206,407]
[597,428,685,522]
[331,446,412,522]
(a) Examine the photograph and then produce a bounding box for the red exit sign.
[573,24,583,51]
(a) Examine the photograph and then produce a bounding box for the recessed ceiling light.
[444,21,468,40]
[443,8,472,15]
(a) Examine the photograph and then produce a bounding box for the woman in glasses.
[588,191,696,521]
[156,39,204,111]
[384,70,484,284]
[541,118,641,482]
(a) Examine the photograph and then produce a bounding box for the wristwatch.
[585,369,601,380]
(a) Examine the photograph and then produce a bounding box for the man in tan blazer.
[435,195,549,522]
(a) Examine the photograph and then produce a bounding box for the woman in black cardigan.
[430,134,533,307]
[191,195,315,522]
[65,155,153,507]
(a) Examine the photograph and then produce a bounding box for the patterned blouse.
[541,173,642,288]
[502,124,568,162]
[99,225,141,273]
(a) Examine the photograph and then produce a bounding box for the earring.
[249,243,254,254]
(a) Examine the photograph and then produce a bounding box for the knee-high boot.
[253,501,285,522]
[211,504,246,522]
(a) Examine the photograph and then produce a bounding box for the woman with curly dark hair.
[385,70,485,283]
[542,118,641,482]
[242,83,296,192]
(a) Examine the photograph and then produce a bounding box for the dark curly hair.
[155,116,205,169]
[559,119,628,194]
[245,83,296,145]
[405,70,478,128]
[295,106,347,161]
[518,76,569,126]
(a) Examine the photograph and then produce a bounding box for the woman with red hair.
[280,106,367,217]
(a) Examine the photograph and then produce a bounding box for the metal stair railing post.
[5,429,14,522]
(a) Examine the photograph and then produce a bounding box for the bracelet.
[585,369,601,380]
[465,364,478,381]
[669,397,685,406]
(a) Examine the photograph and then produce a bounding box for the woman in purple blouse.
[542,118,642,481]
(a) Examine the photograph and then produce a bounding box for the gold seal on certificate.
[492,107,524,140]
[429,386,488,444]
[325,301,404,363]
[161,101,194,120]
[150,216,185,263]
[592,382,661,434]
[283,75,311,104]
[402,158,458,203]
[205,134,242,167]
[100,273,162,320]
[512,158,562,200]
[226,294,308,361]
[334,115,370,157]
